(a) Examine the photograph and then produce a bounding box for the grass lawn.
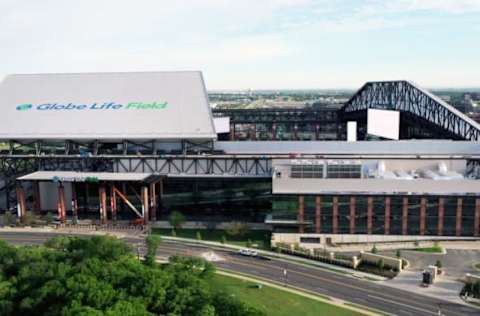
[209,274,366,316]
[152,228,271,250]
[411,246,443,253]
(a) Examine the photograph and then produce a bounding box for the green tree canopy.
[0,236,263,316]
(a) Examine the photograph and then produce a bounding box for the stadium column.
[402,197,408,235]
[272,123,277,140]
[99,184,107,225]
[315,124,320,140]
[438,197,445,236]
[349,196,356,234]
[57,184,66,223]
[142,185,149,224]
[456,197,463,237]
[110,185,117,223]
[475,198,480,237]
[298,195,304,233]
[315,196,321,233]
[332,196,338,234]
[384,197,391,235]
[420,197,427,235]
[367,196,373,234]
[32,181,41,214]
[150,182,157,221]
[71,183,78,224]
[294,124,299,140]
[230,123,235,141]
[15,183,27,222]
[250,125,256,140]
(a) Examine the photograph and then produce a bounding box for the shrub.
[23,211,36,226]
[196,231,202,241]
[396,250,401,258]
[169,211,185,230]
[378,259,385,270]
[44,212,53,225]
[246,239,252,248]
[171,229,177,237]
[371,244,378,254]
[225,221,248,237]
[435,260,442,269]
[3,211,16,226]
[221,235,226,244]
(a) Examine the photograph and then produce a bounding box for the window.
[290,164,324,178]
[326,164,362,178]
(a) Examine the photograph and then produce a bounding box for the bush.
[396,250,401,258]
[225,221,248,237]
[3,211,16,226]
[44,212,54,225]
[221,235,226,244]
[377,259,385,270]
[246,239,252,248]
[169,211,185,230]
[23,211,36,226]
[435,260,442,269]
[196,231,202,241]
[371,244,378,254]
[171,229,177,237]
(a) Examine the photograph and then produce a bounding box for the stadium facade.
[1,72,479,243]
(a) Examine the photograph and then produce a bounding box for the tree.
[396,250,401,258]
[2,211,16,226]
[44,212,54,225]
[144,235,161,266]
[221,235,227,244]
[0,236,263,316]
[377,259,385,270]
[225,221,248,237]
[169,211,185,231]
[435,260,443,269]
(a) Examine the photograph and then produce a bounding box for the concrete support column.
[315,124,320,140]
[99,185,107,224]
[32,181,41,214]
[315,196,321,234]
[349,196,356,234]
[367,196,373,234]
[438,197,445,236]
[71,183,78,223]
[294,124,298,140]
[475,199,480,237]
[420,197,427,235]
[142,186,149,224]
[110,185,117,223]
[456,197,463,237]
[230,124,235,141]
[384,196,391,235]
[150,182,157,221]
[402,197,408,235]
[16,183,27,222]
[250,125,256,140]
[298,195,304,234]
[58,184,66,223]
[272,123,277,140]
[332,196,339,234]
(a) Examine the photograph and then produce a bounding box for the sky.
[0,0,479,89]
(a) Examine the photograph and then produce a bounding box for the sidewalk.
[381,270,472,307]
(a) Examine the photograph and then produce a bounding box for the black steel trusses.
[341,80,480,141]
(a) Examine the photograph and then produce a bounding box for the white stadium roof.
[0,71,216,141]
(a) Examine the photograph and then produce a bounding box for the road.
[0,231,478,316]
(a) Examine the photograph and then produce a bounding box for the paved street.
[1,231,479,316]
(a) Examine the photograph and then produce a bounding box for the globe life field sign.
[0,72,216,141]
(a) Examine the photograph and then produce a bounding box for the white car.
[238,249,258,257]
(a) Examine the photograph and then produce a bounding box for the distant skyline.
[1,0,479,89]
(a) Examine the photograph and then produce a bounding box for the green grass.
[209,274,366,316]
[152,228,271,250]
[411,246,443,253]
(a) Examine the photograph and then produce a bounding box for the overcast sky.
[1,0,479,89]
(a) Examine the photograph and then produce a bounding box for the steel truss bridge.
[341,80,480,141]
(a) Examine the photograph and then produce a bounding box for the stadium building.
[0,72,479,244]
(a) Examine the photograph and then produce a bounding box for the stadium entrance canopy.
[0,71,216,142]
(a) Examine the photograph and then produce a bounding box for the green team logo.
[16,104,33,111]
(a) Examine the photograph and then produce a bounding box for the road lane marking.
[367,294,437,316]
